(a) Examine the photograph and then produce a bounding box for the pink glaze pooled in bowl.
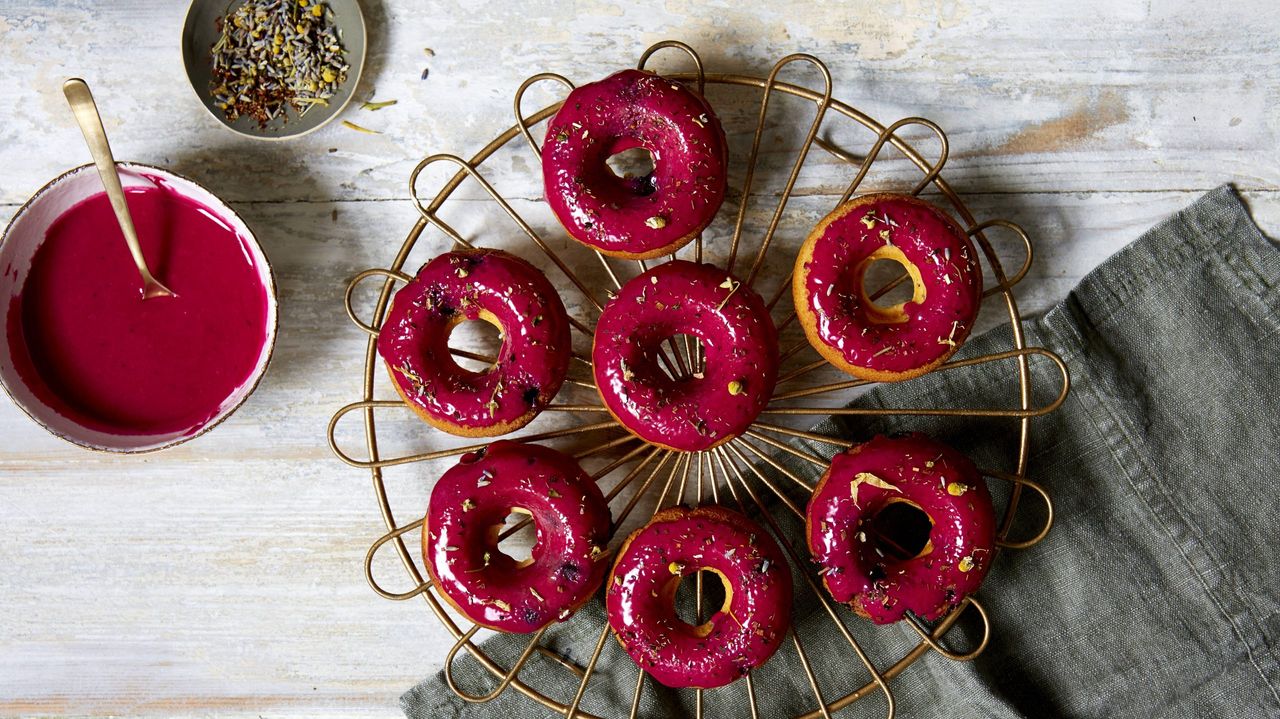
[0,163,277,452]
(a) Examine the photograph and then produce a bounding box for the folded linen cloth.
[403,186,1280,718]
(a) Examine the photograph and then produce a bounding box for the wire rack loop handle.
[970,219,1035,296]
[408,153,497,236]
[837,116,950,205]
[905,595,991,662]
[367,521,590,702]
[328,399,503,470]
[364,517,431,600]
[514,73,575,159]
[749,55,836,289]
[445,625,550,703]
[765,346,1071,419]
[983,469,1056,550]
[728,53,834,276]
[329,399,421,469]
[636,39,706,95]
[344,268,413,336]
[408,153,606,314]
[329,398,621,470]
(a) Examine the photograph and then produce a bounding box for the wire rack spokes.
[329,40,1070,719]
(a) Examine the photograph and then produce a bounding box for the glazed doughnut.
[377,249,571,437]
[607,506,792,688]
[542,69,728,260]
[806,433,995,624]
[793,193,982,382]
[423,441,611,633]
[592,260,778,452]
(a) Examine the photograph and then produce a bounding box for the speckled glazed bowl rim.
[180,0,368,141]
[0,162,280,453]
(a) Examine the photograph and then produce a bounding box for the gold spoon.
[62,78,175,300]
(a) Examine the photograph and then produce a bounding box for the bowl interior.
[181,0,367,140]
[0,163,278,452]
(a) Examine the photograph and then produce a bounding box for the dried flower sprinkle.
[209,0,349,128]
[341,120,381,135]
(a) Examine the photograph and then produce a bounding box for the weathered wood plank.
[0,0,1277,206]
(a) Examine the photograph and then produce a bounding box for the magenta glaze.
[592,260,777,452]
[377,249,570,436]
[542,69,727,259]
[796,194,981,377]
[424,441,612,633]
[806,433,996,624]
[608,506,792,688]
[8,182,268,435]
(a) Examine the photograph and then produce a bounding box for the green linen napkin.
[402,186,1280,718]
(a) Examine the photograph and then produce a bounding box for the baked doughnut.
[806,433,995,624]
[542,69,727,260]
[607,506,792,688]
[592,260,778,452]
[377,249,570,437]
[423,441,611,633]
[793,193,982,382]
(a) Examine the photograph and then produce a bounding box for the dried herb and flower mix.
[209,0,349,128]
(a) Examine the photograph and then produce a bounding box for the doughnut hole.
[854,246,926,324]
[445,312,504,373]
[668,568,733,638]
[863,498,934,563]
[487,507,536,568]
[653,333,706,381]
[604,145,657,196]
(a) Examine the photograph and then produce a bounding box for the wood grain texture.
[1,0,1278,716]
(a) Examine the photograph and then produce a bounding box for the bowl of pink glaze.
[0,163,278,452]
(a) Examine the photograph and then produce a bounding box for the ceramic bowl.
[180,0,367,140]
[0,163,279,452]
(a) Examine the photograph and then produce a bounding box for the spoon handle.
[62,78,173,298]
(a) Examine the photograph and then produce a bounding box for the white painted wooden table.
[1,1,1277,716]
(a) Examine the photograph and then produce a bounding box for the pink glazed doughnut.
[794,193,982,382]
[592,260,778,452]
[607,506,792,688]
[423,441,612,633]
[377,249,571,437]
[806,433,996,624]
[542,69,728,260]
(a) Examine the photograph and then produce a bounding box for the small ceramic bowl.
[0,163,279,452]
[180,0,367,140]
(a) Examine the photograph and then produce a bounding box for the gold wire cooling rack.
[328,41,1070,718]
